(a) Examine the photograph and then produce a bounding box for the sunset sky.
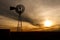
[0,0,60,32]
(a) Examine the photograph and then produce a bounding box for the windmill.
[10,4,25,32]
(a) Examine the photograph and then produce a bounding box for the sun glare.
[44,20,53,27]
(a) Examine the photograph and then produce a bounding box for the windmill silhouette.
[10,4,25,32]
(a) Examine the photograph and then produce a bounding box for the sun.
[43,20,53,27]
